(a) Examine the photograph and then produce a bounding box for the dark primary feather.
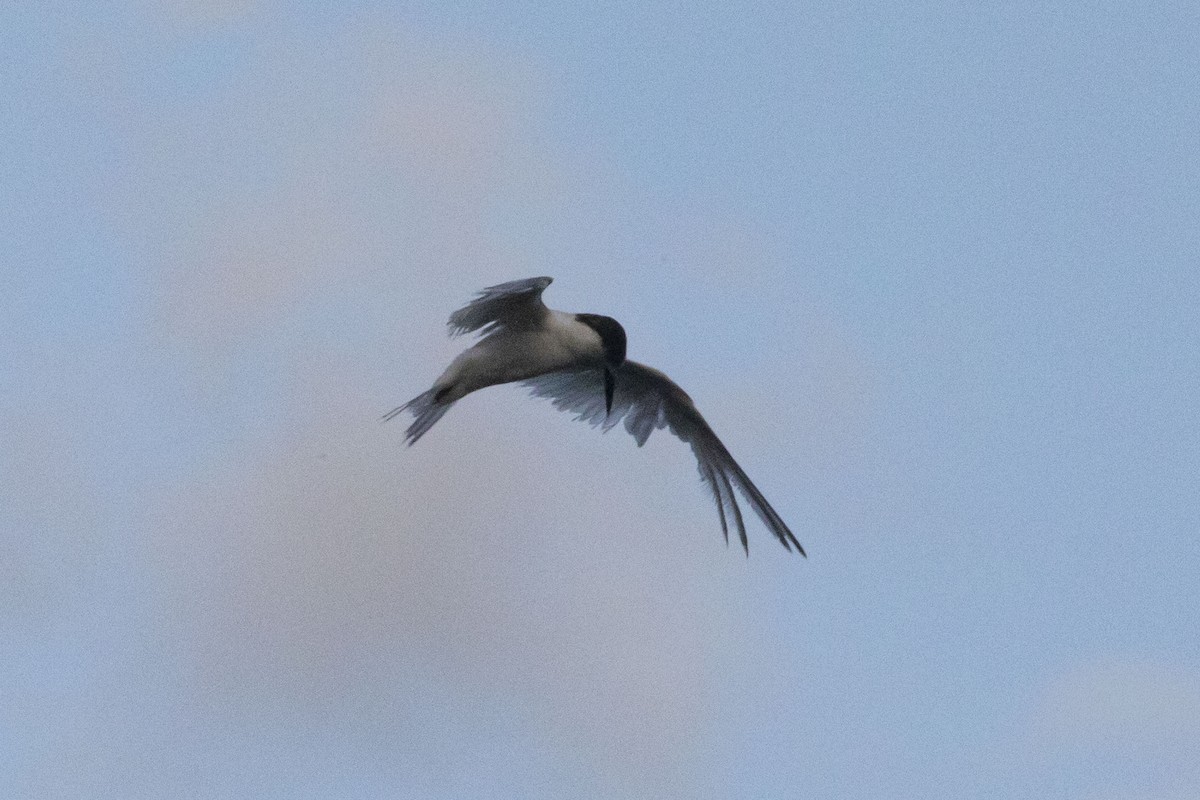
[523,361,805,556]
[446,276,553,337]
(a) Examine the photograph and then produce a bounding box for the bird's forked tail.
[382,389,454,445]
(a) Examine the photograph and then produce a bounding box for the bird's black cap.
[575,313,627,366]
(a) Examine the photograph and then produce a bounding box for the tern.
[384,277,804,555]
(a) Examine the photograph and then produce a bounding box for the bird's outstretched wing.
[447,276,553,337]
[523,361,804,555]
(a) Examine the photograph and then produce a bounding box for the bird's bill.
[603,366,616,417]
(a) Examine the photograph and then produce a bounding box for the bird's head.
[575,313,627,416]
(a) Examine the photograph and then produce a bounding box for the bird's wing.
[523,360,804,555]
[447,276,554,337]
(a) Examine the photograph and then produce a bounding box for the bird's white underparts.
[384,276,804,556]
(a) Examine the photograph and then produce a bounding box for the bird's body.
[385,276,803,556]
[430,310,607,402]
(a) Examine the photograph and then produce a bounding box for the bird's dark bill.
[604,367,615,416]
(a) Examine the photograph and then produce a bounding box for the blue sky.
[4,2,1198,798]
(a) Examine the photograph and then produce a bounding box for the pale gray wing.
[523,361,805,556]
[447,276,553,337]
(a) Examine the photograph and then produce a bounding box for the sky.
[3,1,1198,798]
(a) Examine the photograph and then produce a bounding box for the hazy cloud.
[1037,658,1200,748]
[141,0,260,28]
[119,20,755,797]
[1026,658,1200,798]
[0,408,103,629]
[145,370,740,795]
[135,24,558,357]
[8,11,847,797]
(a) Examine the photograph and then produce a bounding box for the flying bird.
[384,277,804,555]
